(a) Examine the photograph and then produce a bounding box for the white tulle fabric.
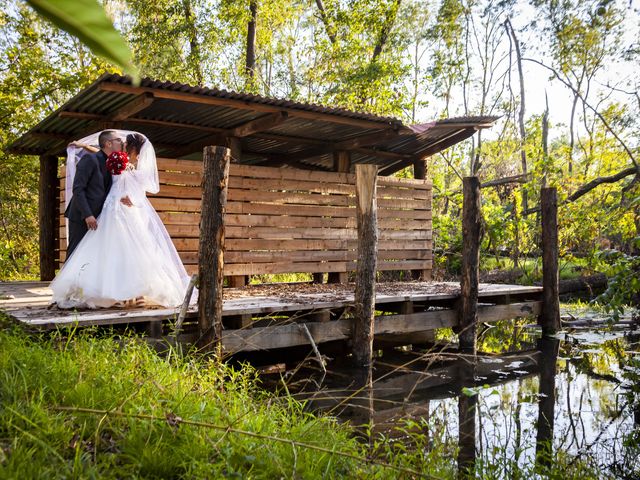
[52,132,191,309]
[65,130,159,214]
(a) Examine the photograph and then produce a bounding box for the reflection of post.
[535,337,560,468]
[457,361,477,478]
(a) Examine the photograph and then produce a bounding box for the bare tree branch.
[524,57,639,171]
[371,0,402,62]
[314,0,336,44]
[504,18,528,211]
[523,166,637,216]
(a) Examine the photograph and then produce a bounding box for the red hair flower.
[106,151,129,175]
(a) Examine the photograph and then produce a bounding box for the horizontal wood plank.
[221,301,537,353]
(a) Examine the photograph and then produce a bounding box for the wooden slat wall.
[58,159,432,278]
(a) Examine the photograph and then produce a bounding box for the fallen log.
[558,273,607,295]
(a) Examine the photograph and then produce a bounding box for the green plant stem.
[52,405,435,479]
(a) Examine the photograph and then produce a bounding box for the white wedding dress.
[51,131,192,309]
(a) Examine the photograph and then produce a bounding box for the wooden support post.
[540,187,560,335]
[226,137,247,289]
[225,314,252,330]
[333,150,351,173]
[39,154,58,280]
[329,150,352,284]
[145,320,163,338]
[413,159,427,180]
[412,159,429,281]
[353,164,378,367]
[459,177,481,352]
[197,146,231,352]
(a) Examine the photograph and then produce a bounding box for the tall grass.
[0,322,396,479]
[0,317,617,479]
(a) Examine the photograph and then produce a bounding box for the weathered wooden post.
[352,164,378,367]
[540,187,560,334]
[226,137,247,289]
[39,154,58,281]
[197,146,231,352]
[412,159,430,281]
[459,176,482,352]
[328,150,351,284]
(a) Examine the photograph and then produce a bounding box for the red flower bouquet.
[106,151,129,175]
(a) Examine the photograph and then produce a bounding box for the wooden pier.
[1,280,542,355]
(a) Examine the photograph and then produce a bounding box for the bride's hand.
[120,196,133,207]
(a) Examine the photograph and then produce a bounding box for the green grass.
[0,323,389,479]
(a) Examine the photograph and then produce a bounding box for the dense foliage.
[1,0,639,311]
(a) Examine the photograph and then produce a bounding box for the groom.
[65,130,122,258]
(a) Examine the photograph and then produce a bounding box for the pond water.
[263,311,640,478]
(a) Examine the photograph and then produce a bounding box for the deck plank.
[0,281,543,332]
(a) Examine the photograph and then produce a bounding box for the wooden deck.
[0,281,543,354]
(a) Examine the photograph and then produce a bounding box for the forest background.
[1,0,639,306]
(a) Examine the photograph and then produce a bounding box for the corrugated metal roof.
[8,73,498,175]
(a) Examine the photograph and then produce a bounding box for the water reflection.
[265,324,640,477]
[535,337,559,469]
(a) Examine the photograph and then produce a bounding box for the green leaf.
[25,0,138,82]
[461,387,477,397]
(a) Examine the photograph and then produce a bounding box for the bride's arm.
[118,167,147,206]
[68,142,99,153]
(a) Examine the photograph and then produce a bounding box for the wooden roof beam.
[56,112,404,155]
[272,127,409,164]
[98,82,399,130]
[379,128,476,176]
[39,94,156,154]
[111,93,155,121]
[229,112,288,137]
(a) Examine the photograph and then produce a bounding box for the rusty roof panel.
[7,73,498,175]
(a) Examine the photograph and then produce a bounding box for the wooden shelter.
[8,73,497,284]
[4,74,556,363]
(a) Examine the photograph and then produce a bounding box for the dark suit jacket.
[64,150,112,222]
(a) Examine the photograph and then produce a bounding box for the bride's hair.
[126,133,145,156]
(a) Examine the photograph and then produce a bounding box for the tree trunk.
[371,0,402,62]
[245,1,258,84]
[505,19,528,213]
[197,146,231,353]
[182,0,203,86]
[39,154,58,281]
[353,165,378,367]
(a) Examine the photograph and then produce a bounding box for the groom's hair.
[98,130,117,149]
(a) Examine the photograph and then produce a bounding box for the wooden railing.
[58,159,432,279]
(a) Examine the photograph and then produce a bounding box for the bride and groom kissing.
[51,130,193,310]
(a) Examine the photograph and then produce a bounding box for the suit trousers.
[67,219,88,259]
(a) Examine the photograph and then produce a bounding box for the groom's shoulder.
[78,151,102,168]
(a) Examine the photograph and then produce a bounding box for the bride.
[51,130,193,309]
